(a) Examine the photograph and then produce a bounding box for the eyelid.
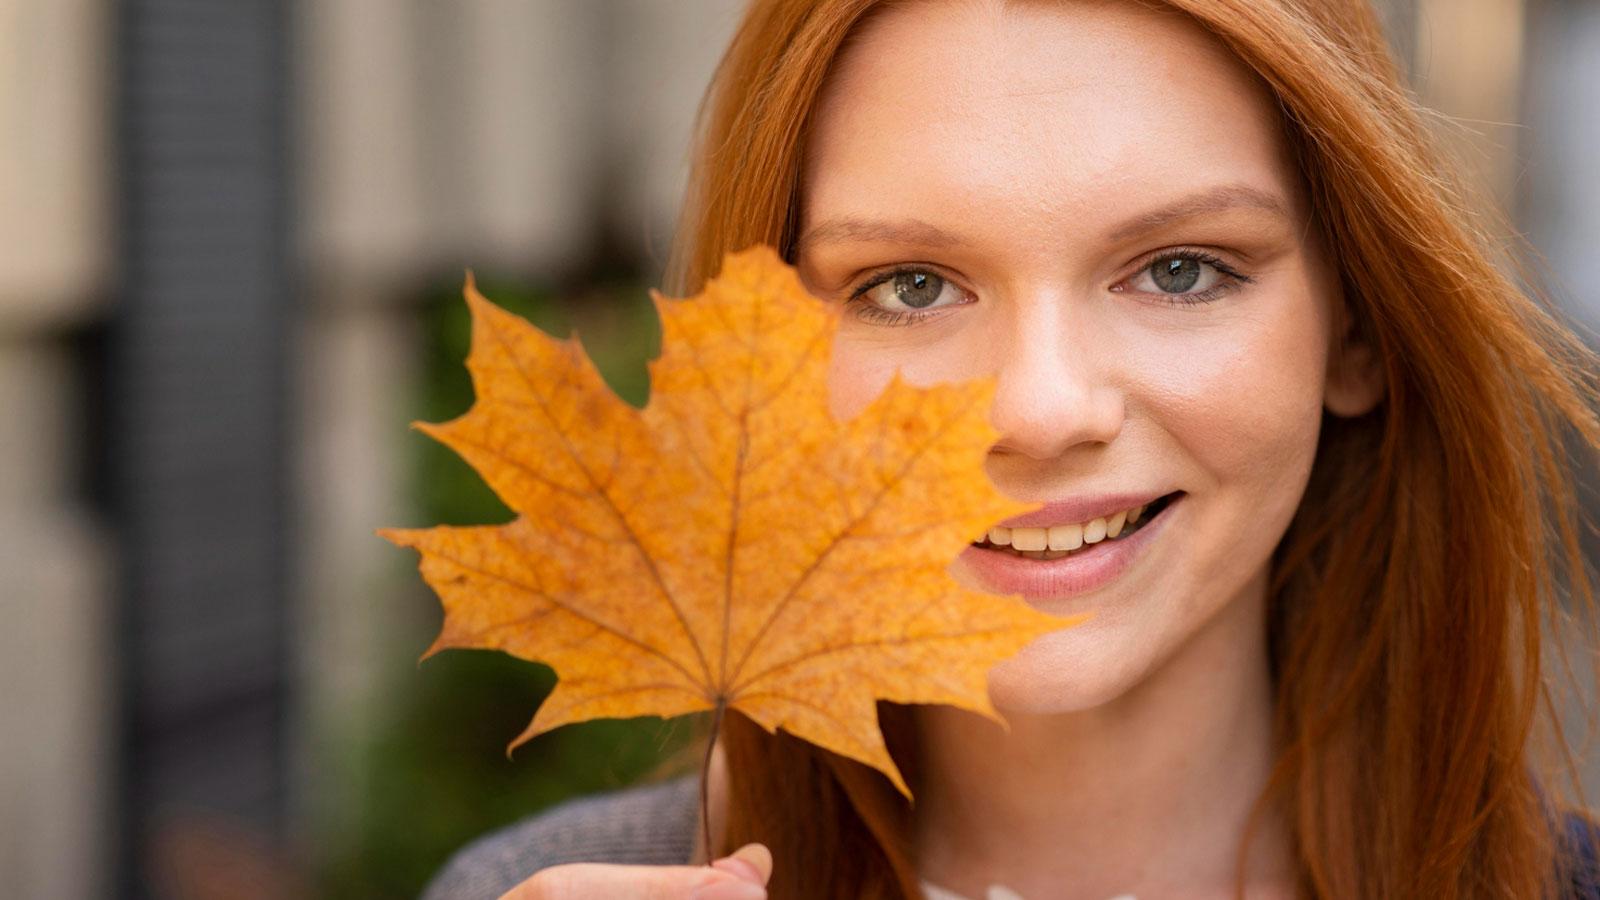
[1113,246,1254,306]
[1110,246,1256,311]
[843,263,974,327]
[1118,246,1251,286]
[847,262,971,300]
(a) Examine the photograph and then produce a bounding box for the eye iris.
[893,271,943,308]
[1151,257,1201,293]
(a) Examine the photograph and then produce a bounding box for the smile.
[958,491,1185,602]
[971,491,1181,560]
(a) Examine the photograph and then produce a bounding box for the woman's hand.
[500,842,772,900]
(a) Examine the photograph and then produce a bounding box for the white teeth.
[1083,517,1108,543]
[1011,527,1047,551]
[980,498,1163,553]
[1047,522,1083,551]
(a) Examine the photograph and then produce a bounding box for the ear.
[1323,293,1385,417]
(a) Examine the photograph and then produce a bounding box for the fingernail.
[689,878,767,900]
[716,842,772,885]
[711,855,763,884]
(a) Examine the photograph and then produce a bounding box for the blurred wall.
[1525,0,1600,334]
[0,1,112,898]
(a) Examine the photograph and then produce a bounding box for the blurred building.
[0,1,1594,898]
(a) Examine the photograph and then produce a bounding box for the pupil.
[1152,258,1201,293]
[893,271,943,308]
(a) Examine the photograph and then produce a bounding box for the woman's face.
[795,0,1358,713]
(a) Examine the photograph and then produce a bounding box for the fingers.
[500,842,772,900]
[709,843,773,887]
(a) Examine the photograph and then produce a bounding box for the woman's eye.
[1122,252,1249,304]
[846,268,969,325]
[862,270,960,310]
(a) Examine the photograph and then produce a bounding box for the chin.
[985,625,1145,716]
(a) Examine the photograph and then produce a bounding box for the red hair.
[665,1,1600,896]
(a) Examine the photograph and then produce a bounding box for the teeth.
[1011,527,1047,551]
[977,496,1166,554]
[1083,517,1108,543]
[1047,522,1083,551]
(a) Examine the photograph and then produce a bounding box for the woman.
[425,0,1600,897]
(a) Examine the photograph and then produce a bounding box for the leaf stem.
[700,696,726,864]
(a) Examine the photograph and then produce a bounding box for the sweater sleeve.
[420,774,699,900]
[1565,810,1600,900]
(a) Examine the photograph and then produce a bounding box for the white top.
[920,882,1026,900]
[921,882,1137,900]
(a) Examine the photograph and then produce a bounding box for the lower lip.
[957,494,1182,603]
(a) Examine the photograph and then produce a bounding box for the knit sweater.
[421,774,1600,899]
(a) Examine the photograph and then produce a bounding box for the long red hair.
[664,1,1600,896]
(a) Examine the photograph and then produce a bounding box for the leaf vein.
[724,387,984,689]
[478,310,716,687]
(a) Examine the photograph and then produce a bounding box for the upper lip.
[995,491,1175,529]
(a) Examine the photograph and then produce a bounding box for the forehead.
[801,0,1303,252]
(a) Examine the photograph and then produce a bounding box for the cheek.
[1141,306,1327,494]
[825,326,995,421]
[1124,292,1331,635]
[826,338,896,422]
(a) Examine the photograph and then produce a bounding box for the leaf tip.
[375,526,415,548]
[418,633,450,663]
[461,269,497,318]
[887,766,913,803]
[412,419,449,445]
[507,718,544,760]
[1016,604,1095,633]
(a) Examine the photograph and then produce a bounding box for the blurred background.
[1,1,1596,898]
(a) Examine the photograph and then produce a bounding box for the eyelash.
[843,248,1254,327]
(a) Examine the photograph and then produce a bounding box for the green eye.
[1151,257,1202,293]
[892,271,945,308]
[1124,250,1253,307]
[846,266,970,325]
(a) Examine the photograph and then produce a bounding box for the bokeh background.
[2,1,1597,898]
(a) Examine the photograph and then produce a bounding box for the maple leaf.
[378,244,1076,802]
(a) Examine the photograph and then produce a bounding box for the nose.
[987,312,1124,460]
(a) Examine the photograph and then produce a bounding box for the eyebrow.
[796,216,963,255]
[1105,183,1292,242]
[796,183,1292,254]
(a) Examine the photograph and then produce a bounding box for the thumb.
[710,843,773,886]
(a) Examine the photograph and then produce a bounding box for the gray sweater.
[421,775,700,900]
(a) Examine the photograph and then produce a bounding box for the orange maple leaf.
[378,244,1076,799]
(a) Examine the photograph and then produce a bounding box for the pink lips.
[996,491,1171,530]
[958,492,1181,603]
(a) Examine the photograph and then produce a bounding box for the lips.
[992,490,1176,531]
[957,491,1184,603]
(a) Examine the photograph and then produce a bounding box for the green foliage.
[322,272,687,900]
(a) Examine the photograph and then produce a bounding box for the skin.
[508,0,1382,896]
[791,0,1382,898]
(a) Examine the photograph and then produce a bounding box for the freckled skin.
[798,0,1347,715]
